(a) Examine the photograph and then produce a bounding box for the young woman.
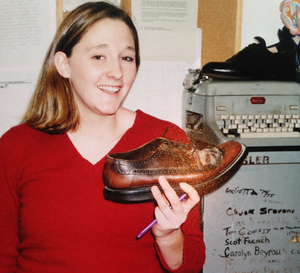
[0,2,205,272]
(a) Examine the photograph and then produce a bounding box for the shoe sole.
[203,72,252,80]
[103,144,248,203]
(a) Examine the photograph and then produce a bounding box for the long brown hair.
[23,2,140,134]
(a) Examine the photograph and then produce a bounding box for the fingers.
[151,179,180,229]
[151,176,200,226]
[179,182,200,208]
[153,176,200,210]
[150,177,200,238]
[157,176,182,207]
[151,184,170,211]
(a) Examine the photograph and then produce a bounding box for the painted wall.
[242,0,284,48]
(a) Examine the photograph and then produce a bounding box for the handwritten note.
[202,151,300,273]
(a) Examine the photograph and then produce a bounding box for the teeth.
[98,85,120,93]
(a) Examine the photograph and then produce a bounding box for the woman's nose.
[106,59,123,79]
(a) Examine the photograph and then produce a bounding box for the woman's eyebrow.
[87,44,136,52]
[87,44,108,52]
[126,46,136,53]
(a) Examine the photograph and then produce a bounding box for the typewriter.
[182,69,300,149]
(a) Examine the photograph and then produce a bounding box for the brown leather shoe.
[103,138,247,203]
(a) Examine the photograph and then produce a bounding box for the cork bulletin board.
[56,0,243,66]
[197,0,243,65]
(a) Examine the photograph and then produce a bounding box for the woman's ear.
[54,51,70,78]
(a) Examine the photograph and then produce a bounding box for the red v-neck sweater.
[0,110,205,273]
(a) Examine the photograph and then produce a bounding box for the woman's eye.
[122,56,134,62]
[93,55,104,60]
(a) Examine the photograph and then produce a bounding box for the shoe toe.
[217,141,246,169]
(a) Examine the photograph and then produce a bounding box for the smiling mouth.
[98,85,121,94]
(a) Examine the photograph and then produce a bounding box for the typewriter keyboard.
[219,114,300,138]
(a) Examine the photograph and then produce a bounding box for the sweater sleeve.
[0,129,21,272]
[153,204,206,272]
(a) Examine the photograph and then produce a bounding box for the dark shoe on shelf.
[202,36,296,81]
[103,138,248,203]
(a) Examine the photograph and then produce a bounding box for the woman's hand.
[151,176,200,238]
[150,176,200,269]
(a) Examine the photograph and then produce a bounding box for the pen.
[136,193,187,240]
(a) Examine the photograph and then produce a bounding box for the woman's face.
[61,18,137,119]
